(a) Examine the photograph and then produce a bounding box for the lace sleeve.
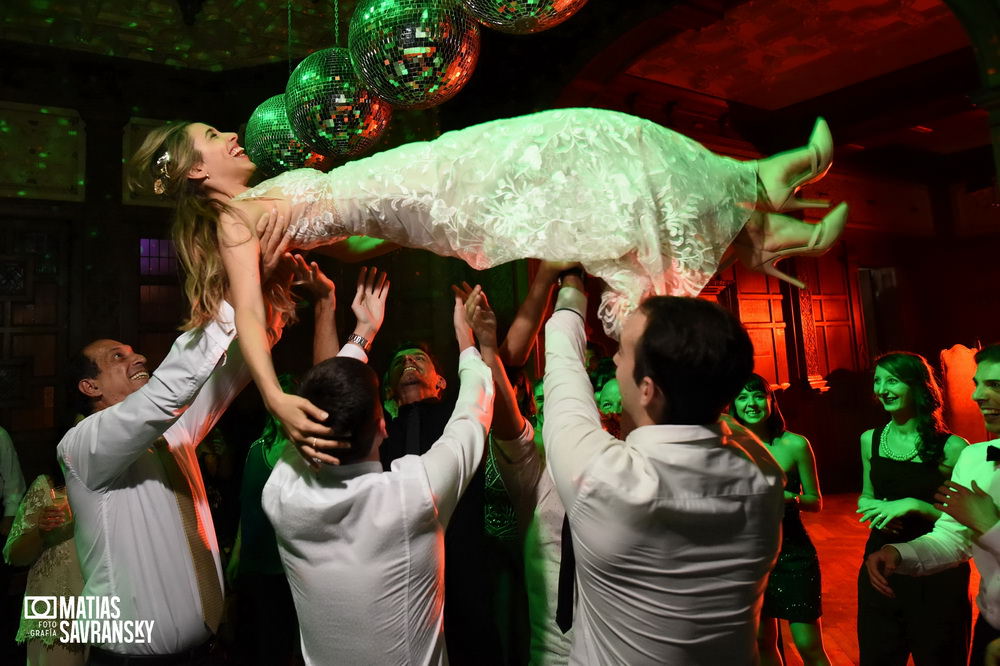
[3,475,52,564]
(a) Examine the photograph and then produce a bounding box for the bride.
[129,107,847,456]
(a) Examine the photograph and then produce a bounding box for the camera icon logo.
[24,596,57,620]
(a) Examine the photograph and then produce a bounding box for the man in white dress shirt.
[543,274,785,665]
[263,288,497,666]
[866,344,1000,666]
[56,214,341,664]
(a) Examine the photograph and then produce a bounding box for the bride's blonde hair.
[127,123,295,331]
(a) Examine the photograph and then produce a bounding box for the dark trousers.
[971,613,1000,666]
[857,563,971,666]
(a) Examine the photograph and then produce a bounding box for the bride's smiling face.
[185,123,255,187]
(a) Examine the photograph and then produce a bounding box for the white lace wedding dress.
[235,108,758,336]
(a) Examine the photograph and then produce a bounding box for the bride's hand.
[266,391,348,470]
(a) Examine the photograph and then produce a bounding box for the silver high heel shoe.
[731,202,849,289]
[758,117,835,212]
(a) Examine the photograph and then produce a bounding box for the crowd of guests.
[2,249,1000,665]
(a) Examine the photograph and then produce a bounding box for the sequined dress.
[235,108,758,337]
[762,468,822,623]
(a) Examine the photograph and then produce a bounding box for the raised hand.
[935,480,1000,535]
[290,254,335,305]
[257,208,292,283]
[452,283,498,353]
[452,293,475,352]
[351,267,390,338]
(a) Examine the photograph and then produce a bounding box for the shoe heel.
[760,259,807,290]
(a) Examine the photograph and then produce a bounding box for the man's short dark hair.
[66,347,100,418]
[975,344,1000,366]
[635,296,754,425]
[300,357,383,464]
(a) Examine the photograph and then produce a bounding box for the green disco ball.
[244,95,327,178]
[348,0,480,109]
[285,47,392,158]
[462,0,588,34]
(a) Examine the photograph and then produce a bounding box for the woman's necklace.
[879,422,920,462]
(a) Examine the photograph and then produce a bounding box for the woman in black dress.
[857,352,970,665]
[731,374,830,665]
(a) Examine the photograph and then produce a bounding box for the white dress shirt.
[263,347,493,666]
[0,425,26,518]
[492,424,572,666]
[893,438,1000,629]
[543,288,785,665]
[58,302,250,655]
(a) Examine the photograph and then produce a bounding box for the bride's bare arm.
[314,236,399,262]
[217,209,343,464]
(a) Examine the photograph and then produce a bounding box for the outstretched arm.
[216,210,338,453]
[499,262,569,368]
[421,290,495,526]
[297,266,390,468]
[543,273,620,509]
[453,283,525,442]
[286,254,339,364]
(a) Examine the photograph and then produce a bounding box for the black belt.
[88,641,212,666]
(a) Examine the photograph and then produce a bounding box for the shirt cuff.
[492,420,535,465]
[891,541,920,574]
[338,343,369,364]
[554,287,586,319]
[459,346,482,364]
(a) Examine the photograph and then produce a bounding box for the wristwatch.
[346,333,371,352]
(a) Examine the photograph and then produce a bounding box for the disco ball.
[461,0,588,34]
[285,47,392,158]
[244,95,326,178]
[348,0,480,109]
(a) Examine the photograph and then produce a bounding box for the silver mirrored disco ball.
[348,0,480,109]
[285,47,392,158]
[244,95,327,177]
[462,0,588,34]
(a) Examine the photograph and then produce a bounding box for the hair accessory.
[152,150,171,195]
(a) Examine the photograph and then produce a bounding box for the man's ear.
[78,378,101,400]
[436,376,447,393]
[638,376,667,422]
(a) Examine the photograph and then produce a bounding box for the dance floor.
[789,493,980,666]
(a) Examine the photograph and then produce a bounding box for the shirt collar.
[625,421,723,445]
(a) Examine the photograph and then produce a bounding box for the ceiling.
[2,0,991,163]
[2,0,360,71]
[628,0,969,111]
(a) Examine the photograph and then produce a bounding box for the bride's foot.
[757,117,834,212]
[732,202,849,288]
